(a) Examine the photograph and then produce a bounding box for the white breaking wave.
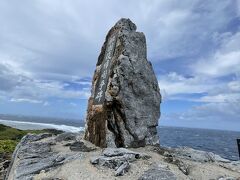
[0,119,84,133]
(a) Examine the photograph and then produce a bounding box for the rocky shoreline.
[5,132,240,180]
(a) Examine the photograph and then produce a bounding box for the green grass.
[0,140,18,153]
[0,124,63,153]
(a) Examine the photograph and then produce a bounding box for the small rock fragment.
[115,162,130,176]
[22,133,52,143]
[218,177,238,180]
[102,148,151,159]
[138,163,177,180]
[172,147,231,163]
[90,148,150,176]
[55,132,77,142]
[90,157,100,164]
[176,160,190,175]
[69,141,96,152]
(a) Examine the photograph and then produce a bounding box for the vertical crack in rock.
[84,18,161,148]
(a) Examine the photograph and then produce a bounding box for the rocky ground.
[0,124,64,180]
[5,132,240,180]
[0,153,11,180]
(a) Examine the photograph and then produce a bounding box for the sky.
[0,0,240,131]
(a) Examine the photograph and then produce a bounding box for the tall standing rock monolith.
[84,18,161,148]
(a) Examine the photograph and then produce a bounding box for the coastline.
[0,121,239,161]
[0,119,84,133]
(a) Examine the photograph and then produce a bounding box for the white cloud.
[193,50,240,77]
[0,0,239,124]
[11,79,91,100]
[198,93,240,103]
[159,70,240,105]
[1,0,238,90]
[158,72,219,99]
[159,28,240,106]
[182,102,240,122]
[228,80,240,91]
[192,32,240,77]
[0,62,90,103]
[10,98,42,104]
[43,101,50,106]
[70,102,77,107]
[161,101,240,130]
[0,0,237,80]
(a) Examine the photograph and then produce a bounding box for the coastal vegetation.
[0,124,62,153]
[0,124,63,179]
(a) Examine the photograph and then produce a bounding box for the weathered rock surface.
[84,18,161,148]
[115,161,130,176]
[153,146,240,179]
[0,153,11,180]
[55,132,77,142]
[66,141,96,152]
[170,147,231,163]
[138,163,177,180]
[5,134,53,180]
[90,148,150,176]
[6,133,240,180]
[6,133,90,180]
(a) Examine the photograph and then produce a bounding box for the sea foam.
[0,119,84,133]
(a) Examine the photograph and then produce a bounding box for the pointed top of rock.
[114,18,137,31]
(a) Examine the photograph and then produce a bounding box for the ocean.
[0,119,239,161]
[159,126,240,161]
